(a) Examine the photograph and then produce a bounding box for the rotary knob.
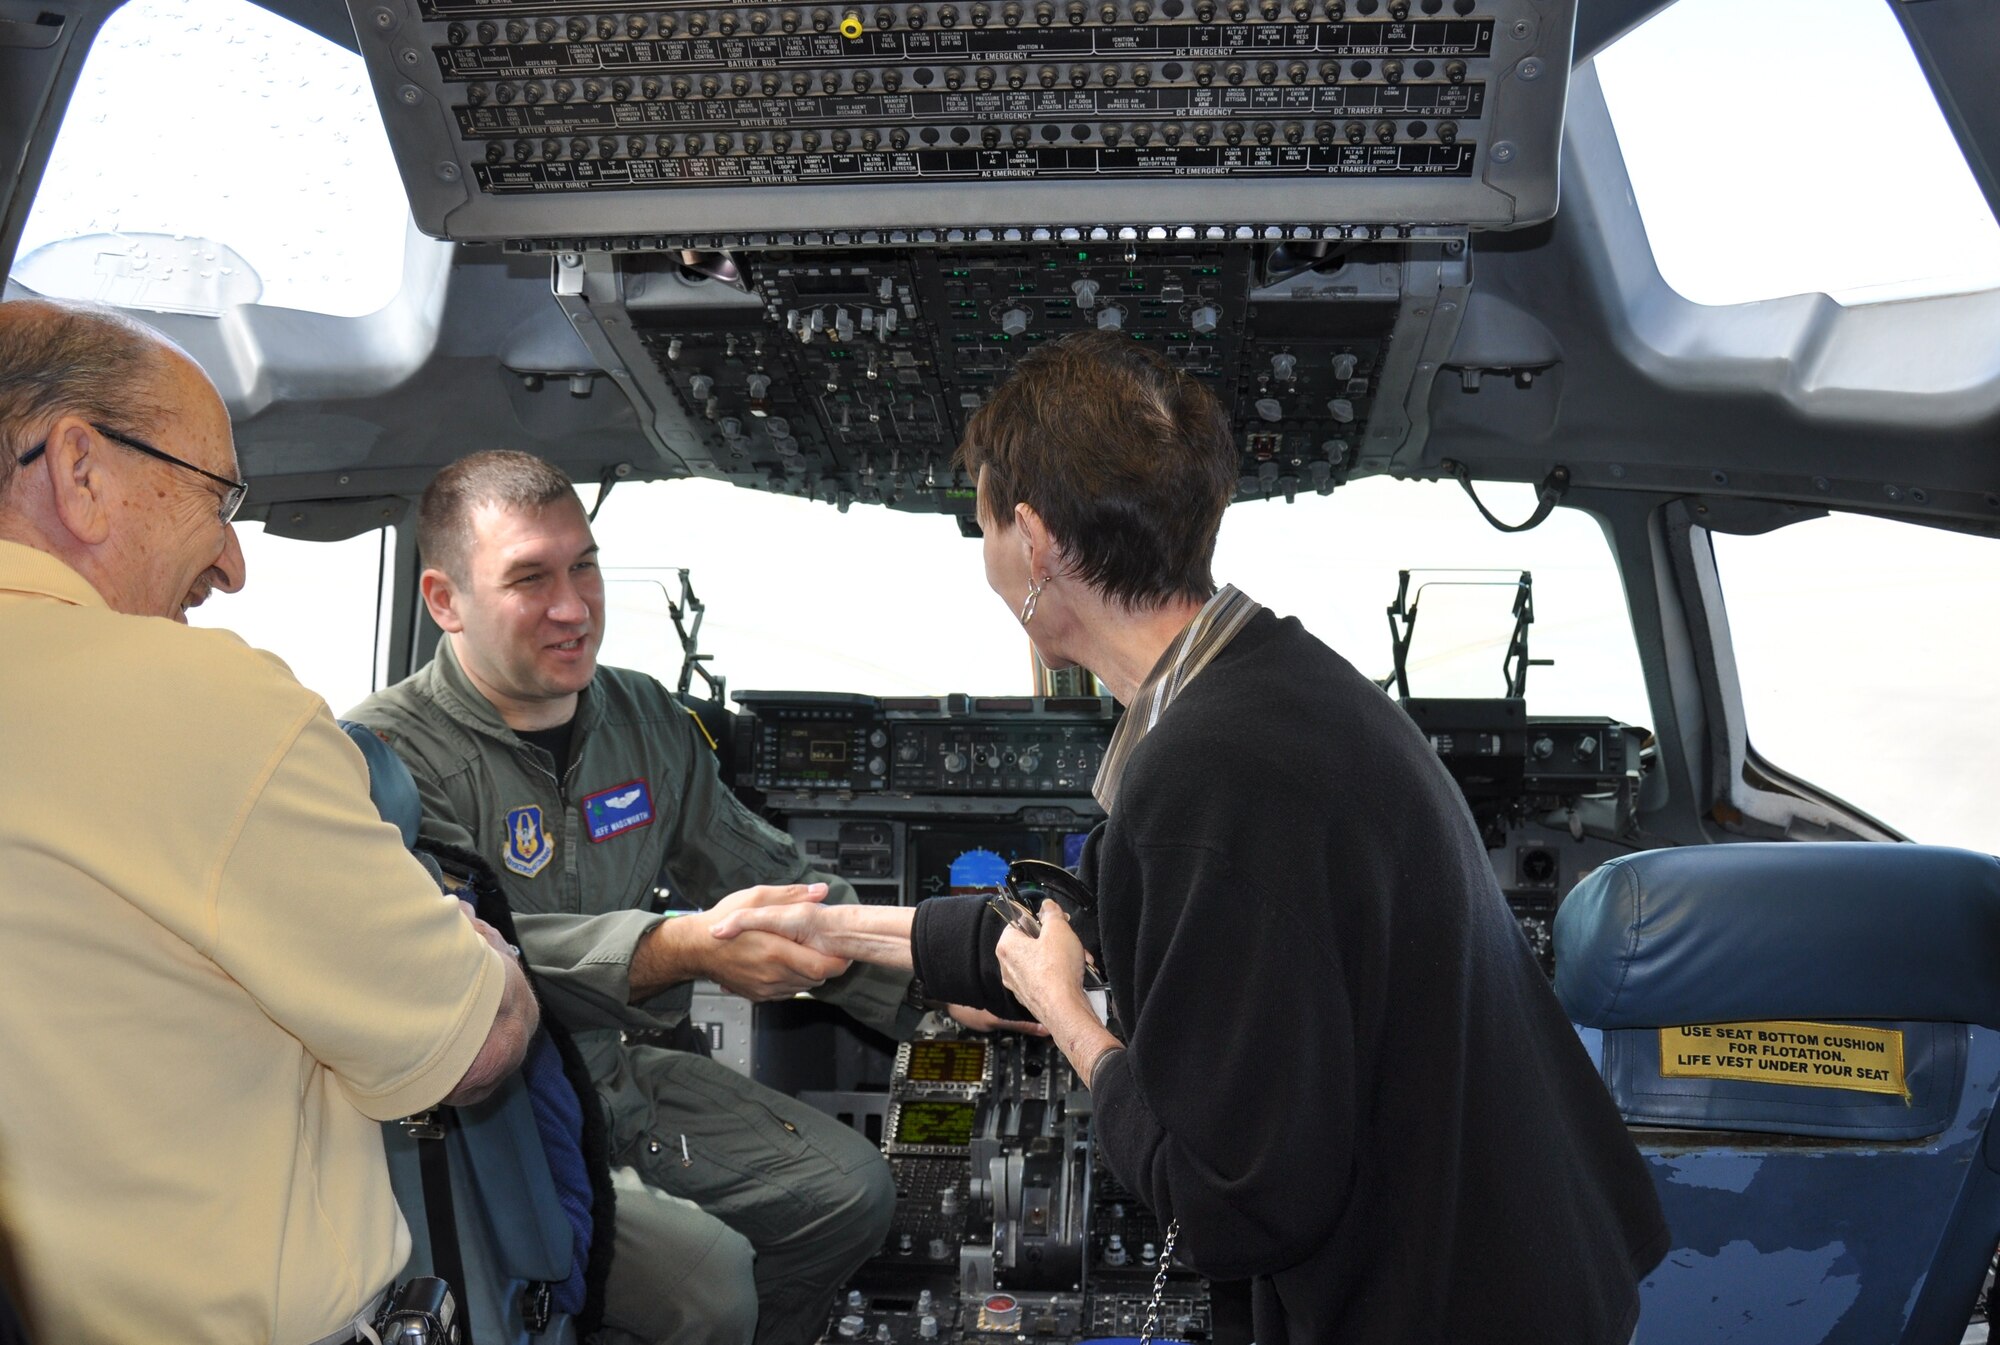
[688,374,714,401]
[1000,307,1031,336]
[1254,398,1283,423]
[869,728,888,749]
[897,739,921,763]
[1327,398,1356,424]
[1532,735,1555,761]
[943,750,968,773]
[1097,307,1123,331]
[867,756,886,776]
[1071,278,1100,308]
[1332,351,1359,380]
[1017,749,1041,773]
[1190,304,1220,336]
[1271,352,1298,381]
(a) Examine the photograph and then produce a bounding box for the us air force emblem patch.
[503,804,554,877]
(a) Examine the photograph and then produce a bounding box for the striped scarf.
[1092,584,1262,814]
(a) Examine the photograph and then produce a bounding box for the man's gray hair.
[0,300,174,500]
[418,450,580,580]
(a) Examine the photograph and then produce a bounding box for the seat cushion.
[338,720,423,849]
[1554,844,2000,1031]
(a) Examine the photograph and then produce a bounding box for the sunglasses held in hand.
[986,858,1107,990]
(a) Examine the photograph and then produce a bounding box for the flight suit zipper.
[519,741,585,914]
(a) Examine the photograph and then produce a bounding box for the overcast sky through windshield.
[22,0,1993,854]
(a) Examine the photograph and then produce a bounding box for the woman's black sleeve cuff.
[910,895,1033,1020]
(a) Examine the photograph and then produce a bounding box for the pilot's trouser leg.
[594,1167,758,1345]
[618,1046,897,1345]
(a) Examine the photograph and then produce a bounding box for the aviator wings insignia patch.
[583,779,655,843]
[503,804,554,877]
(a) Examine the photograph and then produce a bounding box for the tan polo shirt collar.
[0,538,108,610]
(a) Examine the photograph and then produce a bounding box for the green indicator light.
[1077,250,1089,261]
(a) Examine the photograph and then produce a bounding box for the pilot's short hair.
[0,300,174,500]
[418,450,578,580]
[958,329,1236,608]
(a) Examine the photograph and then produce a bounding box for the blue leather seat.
[340,722,581,1345]
[1555,843,2000,1345]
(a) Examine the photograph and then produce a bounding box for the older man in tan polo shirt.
[0,298,539,1344]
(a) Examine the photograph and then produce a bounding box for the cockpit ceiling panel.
[346,0,1575,247]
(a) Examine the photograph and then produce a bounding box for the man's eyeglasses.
[987,858,1107,990]
[17,422,247,524]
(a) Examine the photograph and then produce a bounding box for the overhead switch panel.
[350,0,1574,247]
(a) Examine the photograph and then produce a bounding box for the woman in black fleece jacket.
[713,330,1667,1344]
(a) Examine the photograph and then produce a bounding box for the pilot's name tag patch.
[503,805,554,878]
[1659,1021,1908,1099]
[583,779,654,843]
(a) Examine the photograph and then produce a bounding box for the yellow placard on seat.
[1659,1021,1909,1100]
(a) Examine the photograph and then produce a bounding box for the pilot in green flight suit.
[349,451,921,1345]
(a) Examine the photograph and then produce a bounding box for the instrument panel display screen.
[777,723,852,773]
[904,1040,989,1086]
[891,1100,977,1150]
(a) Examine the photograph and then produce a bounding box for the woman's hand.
[709,896,844,957]
[996,900,1124,1087]
[946,1003,1050,1036]
[995,899,1093,1026]
[709,898,918,973]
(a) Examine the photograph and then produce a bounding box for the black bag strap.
[408,1109,472,1345]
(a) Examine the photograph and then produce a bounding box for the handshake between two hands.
[701,882,1047,1036]
[703,881,852,996]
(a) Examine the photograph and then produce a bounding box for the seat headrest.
[1554,843,2000,1030]
[338,720,422,850]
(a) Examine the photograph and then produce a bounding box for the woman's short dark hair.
[957,330,1237,608]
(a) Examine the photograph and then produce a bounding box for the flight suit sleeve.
[388,728,675,1033]
[211,706,506,1122]
[659,707,922,1040]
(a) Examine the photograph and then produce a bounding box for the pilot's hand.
[995,899,1092,1028]
[696,883,852,1001]
[946,1003,1050,1037]
[709,898,840,953]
